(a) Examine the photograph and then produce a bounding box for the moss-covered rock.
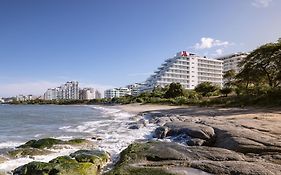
[13,149,110,175]
[18,138,63,149]
[8,148,53,158]
[70,150,110,164]
[17,138,89,150]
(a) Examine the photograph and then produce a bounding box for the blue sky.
[0,0,281,97]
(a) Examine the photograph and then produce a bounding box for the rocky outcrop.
[213,124,281,154]
[7,138,95,159]
[107,141,281,175]
[18,138,90,149]
[154,122,215,146]
[13,149,110,175]
[8,148,53,158]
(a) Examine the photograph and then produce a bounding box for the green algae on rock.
[8,148,53,158]
[17,138,89,149]
[13,149,110,175]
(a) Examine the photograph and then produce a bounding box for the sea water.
[0,105,156,174]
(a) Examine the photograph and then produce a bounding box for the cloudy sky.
[0,0,280,97]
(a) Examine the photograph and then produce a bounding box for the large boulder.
[13,149,110,175]
[107,141,281,175]
[154,122,215,146]
[213,125,281,154]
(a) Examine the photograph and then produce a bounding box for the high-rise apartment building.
[79,88,101,100]
[43,81,79,100]
[142,51,223,91]
[216,52,249,73]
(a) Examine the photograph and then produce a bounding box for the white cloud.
[251,0,272,8]
[215,49,223,55]
[194,37,229,49]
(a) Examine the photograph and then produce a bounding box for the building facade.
[142,51,223,91]
[43,81,79,100]
[216,52,249,73]
[79,88,101,100]
[104,88,131,98]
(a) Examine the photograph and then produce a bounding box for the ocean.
[0,105,156,174]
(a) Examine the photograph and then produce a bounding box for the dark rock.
[186,138,206,146]
[154,126,169,139]
[164,122,215,141]
[128,124,141,129]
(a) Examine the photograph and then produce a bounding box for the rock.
[128,124,141,129]
[154,117,171,126]
[106,141,249,175]
[8,148,53,158]
[191,161,281,175]
[13,149,110,175]
[17,138,90,149]
[70,150,110,164]
[186,138,206,146]
[213,125,281,153]
[154,126,169,139]
[165,122,215,140]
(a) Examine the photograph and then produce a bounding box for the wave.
[0,105,157,173]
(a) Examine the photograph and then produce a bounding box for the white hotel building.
[104,88,131,99]
[142,51,223,90]
[44,81,79,100]
[216,52,249,73]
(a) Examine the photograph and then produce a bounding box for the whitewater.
[0,105,156,174]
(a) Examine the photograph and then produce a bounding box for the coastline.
[2,104,281,174]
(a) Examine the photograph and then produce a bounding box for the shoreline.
[2,104,281,174]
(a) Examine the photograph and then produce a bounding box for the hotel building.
[216,52,249,73]
[104,88,131,98]
[142,51,223,91]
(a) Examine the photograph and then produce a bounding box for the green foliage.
[164,83,184,98]
[220,87,233,97]
[237,39,281,88]
[195,82,220,97]
[223,69,236,87]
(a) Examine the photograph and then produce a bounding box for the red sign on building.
[181,51,189,57]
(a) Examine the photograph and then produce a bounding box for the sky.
[0,0,281,97]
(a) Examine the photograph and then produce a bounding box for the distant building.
[15,94,36,101]
[79,88,101,100]
[95,90,102,99]
[216,52,249,73]
[0,98,4,103]
[142,51,223,91]
[104,88,131,98]
[43,81,79,100]
[126,83,145,96]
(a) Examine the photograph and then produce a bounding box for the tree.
[220,87,233,97]
[223,69,236,87]
[195,82,219,97]
[237,39,281,88]
[164,83,184,98]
